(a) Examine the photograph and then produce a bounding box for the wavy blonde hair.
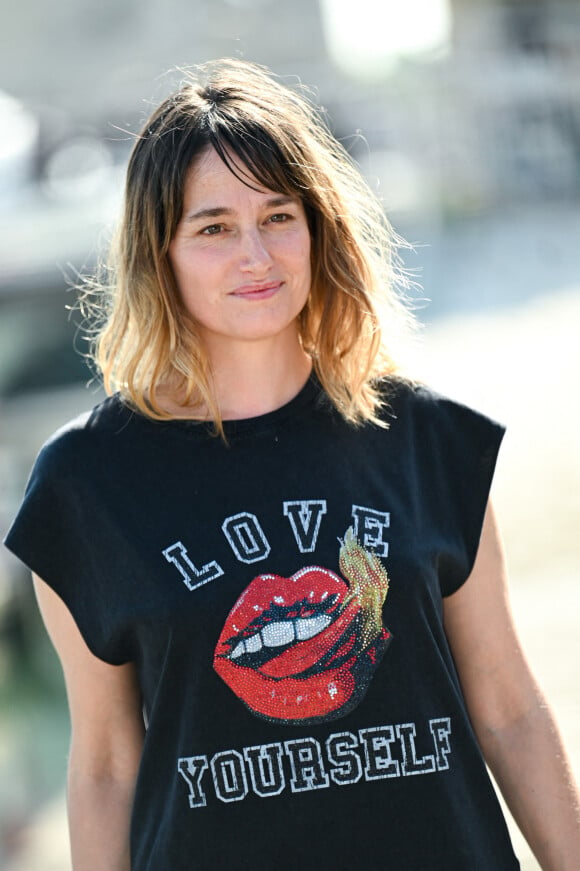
[90,58,415,431]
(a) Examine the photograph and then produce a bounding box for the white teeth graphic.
[229,614,332,659]
[245,634,263,653]
[295,614,331,640]
[261,621,295,647]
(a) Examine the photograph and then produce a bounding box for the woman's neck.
[159,334,313,421]
[210,340,313,420]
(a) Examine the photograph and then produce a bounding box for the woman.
[5,59,579,870]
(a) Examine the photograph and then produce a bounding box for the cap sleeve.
[4,423,131,665]
[408,385,505,597]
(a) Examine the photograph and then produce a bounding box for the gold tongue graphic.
[339,526,390,648]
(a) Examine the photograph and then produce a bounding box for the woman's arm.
[33,574,145,871]
[443,504,580,870]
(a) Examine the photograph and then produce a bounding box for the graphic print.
[213,527,392,725]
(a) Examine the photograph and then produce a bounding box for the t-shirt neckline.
[131,374,323,439]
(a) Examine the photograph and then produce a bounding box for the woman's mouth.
[231,281,282,300]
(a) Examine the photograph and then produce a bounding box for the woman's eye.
[201,224,223,236]
[268,213,292,224]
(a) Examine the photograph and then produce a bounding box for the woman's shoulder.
[376,375,443,418]
[36,394,136,471]
[378,374,459,407]
[377,375,504,437]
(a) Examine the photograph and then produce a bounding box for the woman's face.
[169,147,312,362]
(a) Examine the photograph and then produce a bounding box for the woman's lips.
[231,281,282,300]
[213,565,391,725]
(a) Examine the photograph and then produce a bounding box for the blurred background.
[1,1,579,868]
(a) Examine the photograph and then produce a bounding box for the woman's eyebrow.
[184,206,234,223]
[265,195,297,208]
[184,195,298,223]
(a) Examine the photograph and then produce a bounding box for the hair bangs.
[202,109,305,200]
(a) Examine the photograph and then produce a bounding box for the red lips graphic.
[213,528,392,725]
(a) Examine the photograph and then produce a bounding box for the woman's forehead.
[184,145,293,204]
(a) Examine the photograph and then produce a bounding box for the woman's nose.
[239,228,273,271]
